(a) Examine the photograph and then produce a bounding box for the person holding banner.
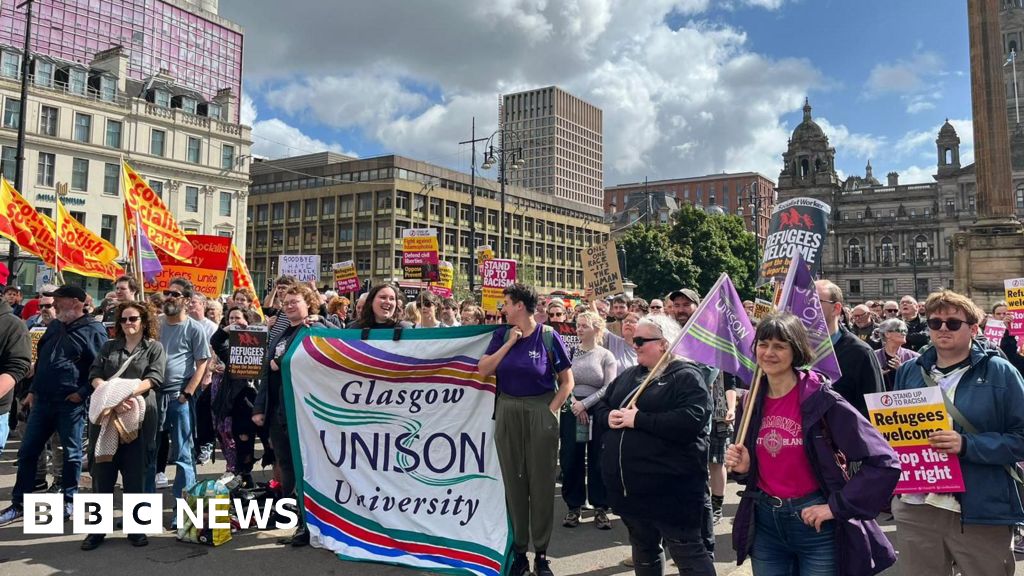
[891,290,1024,575]
[725,312,899,576]
[478,283,574,576]
[591,314,715,576]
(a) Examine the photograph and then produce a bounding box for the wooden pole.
[734,365,763,448]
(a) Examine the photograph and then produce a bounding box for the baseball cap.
[43,285,88,302]
[668,288,700,306]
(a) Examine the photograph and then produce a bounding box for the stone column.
[969,0,1016,222]
[234,189,248,252]
[202,185,216,235]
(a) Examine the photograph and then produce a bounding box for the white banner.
[284,326,509,576]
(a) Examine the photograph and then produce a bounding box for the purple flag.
[672,274,757,385]
[138,227,163,282]
[777,252,842,382]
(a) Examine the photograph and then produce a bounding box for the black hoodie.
[0,301,30,415]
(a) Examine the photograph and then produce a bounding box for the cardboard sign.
[279,254,321,283]
[865,388,965,494]
[29,327,45,364]
[752,298,773,321]
[758,197,831,285]
[332,261,360,293]
[482,259,517,314]
[402,228,439,282]
[228,325,268,380]
[429,261,454,298]
[582,241,624,298]
[549,322,580,359]
[983,318,1006,346]
[144,235,232,298]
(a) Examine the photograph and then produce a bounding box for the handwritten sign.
[983,318,1006,346]
[279,254,321,283]
[332,261,360,294]
[582,240,623,298]
[429,261,454,298]
[402,228,440,282]
[865,388,965,494]
[228,325,268,380]
[144,235,232,298]
[29,327,45,364]
[482,259,517,314]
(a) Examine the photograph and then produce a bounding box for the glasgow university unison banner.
[282,326,510,576]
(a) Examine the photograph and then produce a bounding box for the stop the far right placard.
[583,240,624,298]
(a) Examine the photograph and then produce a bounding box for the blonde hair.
[575,311,607,346]
[404,301,420,324]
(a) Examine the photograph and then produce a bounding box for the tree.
[617,223,699,301]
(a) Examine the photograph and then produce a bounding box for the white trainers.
[155,472,169,489]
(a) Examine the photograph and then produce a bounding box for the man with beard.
[849,304,880,349]
[606,295,628,337]
[668,288,700,327]
[152,278,211,498]
[0,285,102,526]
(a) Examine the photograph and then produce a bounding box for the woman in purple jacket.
[725,312,900,576]
[873,318,919,392]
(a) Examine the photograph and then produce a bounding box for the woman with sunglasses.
[725,312,899,576]
[83,302,166,550]
[591,315,716,575]
[602,312,640,375]
[873,318,918,392]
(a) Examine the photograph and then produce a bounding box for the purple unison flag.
[672,274,757,385]
[777,252,842,382]
[138,228,163,282]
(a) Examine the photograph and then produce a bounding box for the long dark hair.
[113,301,158,340]
[753,312,815,368]
[356,284,403,328]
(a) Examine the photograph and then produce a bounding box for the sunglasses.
[650,305,662,309]
[632,336,661,347]
[927,318,970,331]
[884,308,898,313]
[120,316,141,324]
[163,290,183,298]
[39,303,53,309]
[548,311,565,318]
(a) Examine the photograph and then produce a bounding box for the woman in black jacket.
[592,315,715,576]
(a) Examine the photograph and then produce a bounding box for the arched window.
[848,238,862,267]
[880,236,895,266]
[800,158,810,178]
[944,147,952,164]
[915,234,930,263]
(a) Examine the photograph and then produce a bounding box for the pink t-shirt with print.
[756,386,820,499]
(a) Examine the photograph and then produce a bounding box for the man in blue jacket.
[0,285,107,526]
[892,289,1024,576]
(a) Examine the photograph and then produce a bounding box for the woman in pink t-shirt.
[725,313,899,576]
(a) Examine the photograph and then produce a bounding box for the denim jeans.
[750,493,836,576]
[12,397,86,504]
[0,413,9,456]
[165,397,196,497]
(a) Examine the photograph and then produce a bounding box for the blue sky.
[221,0,977,188]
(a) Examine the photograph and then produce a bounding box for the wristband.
[180,390,193,400]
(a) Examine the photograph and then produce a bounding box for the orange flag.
[230,243,264,319]
[0,178,50,260]
[122,159,193,262]
[40,215,124,280]
[56,200,119,265]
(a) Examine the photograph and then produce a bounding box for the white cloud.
[241,94,358,159]
[865,52,943,96]
[893,164,935,185]
[815,117,885,160]
[906,99,935,114]
[894,118,973,164]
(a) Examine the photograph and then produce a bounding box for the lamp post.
[459,117,488,294]
[6,0,33,281]
[481,126,524,259]
[745,180,773,268]
[902,249,921,300]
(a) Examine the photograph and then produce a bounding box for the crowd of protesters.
[0,273,1021,576]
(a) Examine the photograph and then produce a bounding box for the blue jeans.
[751,493,836,576]
[165,397,195,497]
[13,397,85,504]
[0,413,9,456]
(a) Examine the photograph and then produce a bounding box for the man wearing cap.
[0,285,105,526]
[4,285,23,317]
[668,288,700,327]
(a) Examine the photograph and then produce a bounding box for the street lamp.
[902,249,922,300]
[459,117,488,294]
[480,126,525,259]
[6,0,33,280]
[744,180,773,269]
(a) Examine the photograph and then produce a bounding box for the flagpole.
[134,207,145,301]
[626,273,727,409]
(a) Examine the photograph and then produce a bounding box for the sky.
[220,0,975,189]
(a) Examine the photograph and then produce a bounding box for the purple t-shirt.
[484,325,572,397]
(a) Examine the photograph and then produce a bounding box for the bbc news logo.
[23,494,299,534]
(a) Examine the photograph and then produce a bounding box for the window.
[357,193,372,212]
[1017,186,1024,209]
[37,152,54,186]
[34,61,53,87]
[181,97,198,114]
[187,137,201,163]
[2,98,19,129]
[39,106,57,136]
[849,280,861,295]
[68,69,87,95]
[1,146,14,181]
[272,203,284,220]
[880,236,894,265]
[848,238,862,267]
[99,76,116,102]
[221,144,234,169]
[288,201,300,219]
[339,196,353,214]
[100,215,117,245]
[105,120,122,148]
[304,199,317,217]
[914,234,930,263]
[70,211,86,225]
[150,129,165,156]
[256,205,268,222]
[154,89,171,108]
[207,102,222,120]
[185,186,199,212]
[71,158,89,190]
[220,191,232,216]
[322,197,335,216]
[1,51,18,78]
[882,278,895,295]
[103,163,119,196]
[149,180,163,200]
[73,113,91,143]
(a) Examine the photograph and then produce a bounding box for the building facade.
[500,86,604,210]
[0,0,251,296]
[604,172,776,242]
[245,153,609,295]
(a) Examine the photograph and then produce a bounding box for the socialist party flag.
[672,273,757,385]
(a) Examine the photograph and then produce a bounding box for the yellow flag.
[56,200,119,264]
[230,244,264,319]
[122,159,193,261]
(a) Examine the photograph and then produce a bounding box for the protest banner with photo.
[1005,278,1024,336]
[280,254,321,283]
[403,228,440,282]
[482,259,516,314]
[332,261,360,294]
[582,241,624,299]
[983,318,1007,346]
[283,326,509,576]
[758,197,831,285]
[865,388,965,494]
[429,261,454,298]
[476,245,494,275]
[144,235,231,298]
[548,322,580,359]
[29,327,45,364]
[228,325,269,380]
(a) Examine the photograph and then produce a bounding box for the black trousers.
[269,413,304,530]
[558,410,607,510]
[195,386,216,448]
[621,515,716,576]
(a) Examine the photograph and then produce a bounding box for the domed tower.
[777,98,839,202]
[936,119,961,177]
